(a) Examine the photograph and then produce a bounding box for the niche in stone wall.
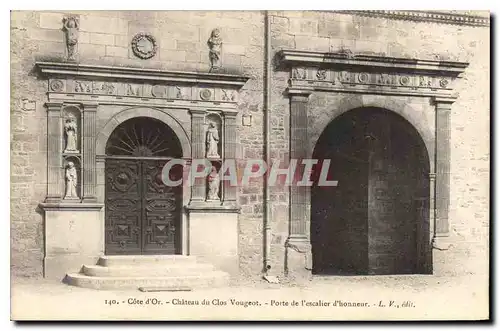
[204,112,222,160]
[62,155,82,201]
[62,106,81,154]
[207,160,222,202]
[204,112,223,202]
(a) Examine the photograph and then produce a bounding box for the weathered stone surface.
[10,10,489,281]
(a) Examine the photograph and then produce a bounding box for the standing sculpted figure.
[206,122,220,158]
[207,166,220,201]
[207,28,222,72]
[64,116,78,152]
[63,16,79,61]
[64,162,79,199]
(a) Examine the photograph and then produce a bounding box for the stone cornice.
[279,49,468,77]
[35,62,249,89]
[336,10,490,27]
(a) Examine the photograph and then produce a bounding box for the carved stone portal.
[62,16,79,62]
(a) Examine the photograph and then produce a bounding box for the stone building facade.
[10,11,490,282]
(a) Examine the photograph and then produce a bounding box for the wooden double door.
[105,158,181,255]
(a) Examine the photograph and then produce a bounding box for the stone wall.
[10,10,489,279]
[269,11,490,276]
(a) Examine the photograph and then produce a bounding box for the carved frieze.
[290,68,454,91]
[47,79,239,103]
[280,50,468,98]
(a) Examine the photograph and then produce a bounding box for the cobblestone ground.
[11,274,489,321]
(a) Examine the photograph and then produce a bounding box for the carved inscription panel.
[48,79,239,103]
[290,67,454,93]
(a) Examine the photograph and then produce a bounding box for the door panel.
[105,159,181,255]
[105,159,142,255]
[142,160,180,255]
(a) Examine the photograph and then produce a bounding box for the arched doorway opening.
[311,107,431,275]
[104,117,183,255]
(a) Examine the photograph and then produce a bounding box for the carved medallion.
[151,85,167,98]
[200,89,212,100]
[131,33,158,60]
[49,79,64,92]
[357,72,369,84]
[439,78,449,88]
[399,75,411,86]
[316,69,327,81]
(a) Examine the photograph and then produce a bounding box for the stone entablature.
[280,50,468,98]
[36,62,247,107]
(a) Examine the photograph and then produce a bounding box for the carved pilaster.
[222,110,238,206]
[432,97,455,250]
[429,172,436,241]
[189,109,207,203]
[288,91,311,240]
[285,90,312,278]
[82,102,98,202]
[45,102,63,202]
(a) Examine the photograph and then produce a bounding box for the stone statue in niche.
[64,161,79,199]
[64,115,79,153]
[207,28,222,72]
[206,122,220,158]
[207,166,220,201]
[62,16,79,61]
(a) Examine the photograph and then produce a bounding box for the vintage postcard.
[10,10,490,321]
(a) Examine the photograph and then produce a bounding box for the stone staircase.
[64,255,230,290]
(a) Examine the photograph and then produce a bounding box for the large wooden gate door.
[105,158,180,255]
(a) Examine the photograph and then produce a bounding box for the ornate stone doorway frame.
[278,49,469,277]
[36,62,248,278]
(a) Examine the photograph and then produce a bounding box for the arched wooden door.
[311,107,431,275]
[104,117,183,255]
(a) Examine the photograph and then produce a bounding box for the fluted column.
[222,110,238,206]
[189,109,207,203]
[82,102,98,202]
[45,102,63,202]
[433,96,455,249]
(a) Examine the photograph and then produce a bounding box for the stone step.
[82,263,216,277]
[97,255,197,267]
[65,271,230,290]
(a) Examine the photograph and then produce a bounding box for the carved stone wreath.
[131,33,158,60]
